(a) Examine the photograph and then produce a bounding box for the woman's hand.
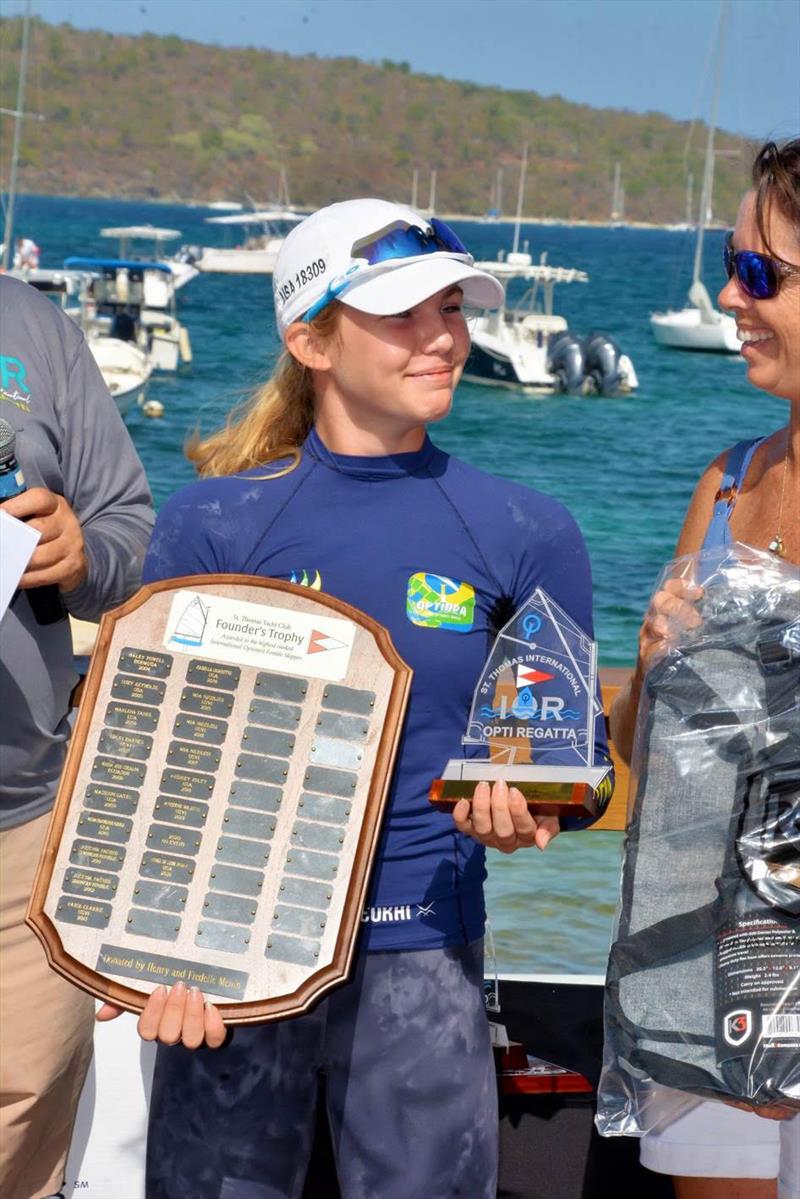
[634,575,704,684]
[721,1096,798,1121]
[452,779,559,853]
[96,982,227,1050]
[612,575,705,766]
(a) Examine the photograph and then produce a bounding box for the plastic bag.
[596,543,800,1137]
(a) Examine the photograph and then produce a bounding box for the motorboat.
[465,146,638,396]
[100,225,200,290]
[62,257,192,372]
[465,253,638,395]
[650,3,740,354]
[196,208,304,274]
[23,268,153,416]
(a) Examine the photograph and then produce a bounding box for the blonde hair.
[186,303,341,479]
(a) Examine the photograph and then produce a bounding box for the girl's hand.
[96,982,227,1050]
[452,779,559,853]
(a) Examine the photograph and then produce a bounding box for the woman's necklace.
[767,451,789,557]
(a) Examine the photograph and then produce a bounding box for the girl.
[102,198,610,1199]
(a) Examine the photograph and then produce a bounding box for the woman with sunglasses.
[611,139,800,1199]
[98,198,610,1199]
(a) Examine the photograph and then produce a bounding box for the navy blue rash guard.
[143,426,609,952]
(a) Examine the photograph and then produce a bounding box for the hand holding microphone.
[0,418,86,623]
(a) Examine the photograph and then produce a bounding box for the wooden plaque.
[27,576,412,1023]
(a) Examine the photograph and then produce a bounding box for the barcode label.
[761,1014,800,1038]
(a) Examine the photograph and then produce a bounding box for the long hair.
[751,138,800,255]
[186,302,342,478]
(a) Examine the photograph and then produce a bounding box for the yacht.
[100,225,200,290]
[63,257,192,373]
[196,209,303,274]
[465,147,638,396]
[23,267,153,416]
[650,2,740,353]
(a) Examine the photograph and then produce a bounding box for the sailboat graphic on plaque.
[169,594,210,647]
[430,588,612,816]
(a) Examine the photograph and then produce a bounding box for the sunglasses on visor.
[303,218,470,322]
[723,232,800,300]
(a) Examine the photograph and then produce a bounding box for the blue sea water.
[13,194,788,974]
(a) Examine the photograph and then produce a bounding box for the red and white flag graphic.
[307,629,347,655]
[516,665,554,688]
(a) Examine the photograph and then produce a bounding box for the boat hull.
[651,307,741,353]
[197,247,279,275]
[86,336,151,417]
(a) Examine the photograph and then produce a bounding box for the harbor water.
[16,194,788,974]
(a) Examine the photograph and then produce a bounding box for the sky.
[3,0,799,141]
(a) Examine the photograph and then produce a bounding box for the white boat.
[87,335,153,416]
[100,225,199,290]
[650,3,740,354]
[465,147,639,396]
[197,209,303,275]
[22,267,153,417]
[63,257,192,372]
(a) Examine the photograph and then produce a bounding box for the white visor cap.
[273,198,504,340]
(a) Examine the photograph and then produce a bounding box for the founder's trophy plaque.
[430,588,611,816]
[27,576,411,1023]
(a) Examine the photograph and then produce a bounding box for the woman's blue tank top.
[702,437,766,549]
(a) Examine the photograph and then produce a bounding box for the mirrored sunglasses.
[303,218,470,322]
[724,232,800,300]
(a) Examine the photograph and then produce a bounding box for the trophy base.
[429,762,610,817]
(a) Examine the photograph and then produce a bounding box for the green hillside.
[0,16,753,223]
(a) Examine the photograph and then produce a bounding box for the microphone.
[0,417,68,625]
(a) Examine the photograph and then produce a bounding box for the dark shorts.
[146,940,497,1199]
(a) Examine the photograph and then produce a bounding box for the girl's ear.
[284,322,332,371]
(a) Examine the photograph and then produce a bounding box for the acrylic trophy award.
[27,576,411,1024]
[430,588,611,816]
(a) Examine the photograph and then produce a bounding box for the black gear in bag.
[604,577,800,1110]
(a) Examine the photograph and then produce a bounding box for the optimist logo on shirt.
[406,573,475,633]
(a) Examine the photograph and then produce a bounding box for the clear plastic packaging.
[597,543,800,1137]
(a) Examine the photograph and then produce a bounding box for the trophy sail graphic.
[430,588,611,814]
[169,595,210,647]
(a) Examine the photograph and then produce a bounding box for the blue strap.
[702,437,766,550]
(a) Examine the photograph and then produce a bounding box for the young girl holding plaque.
[101,199,611,1199]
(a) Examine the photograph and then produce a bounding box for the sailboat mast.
[692,0,727,287]
[496,166,503,215]
[411,169,418,209]
[428,169,437,215]
[2,0,32,271]
[512,143,528,255]
[685,172,694,226]
[611,162,622,222]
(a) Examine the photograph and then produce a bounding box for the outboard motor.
[547,331,585,394]
[583,332,624,395]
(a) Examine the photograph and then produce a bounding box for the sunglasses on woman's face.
[723,233,800,300]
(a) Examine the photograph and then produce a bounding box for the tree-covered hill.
[0,16,753,223]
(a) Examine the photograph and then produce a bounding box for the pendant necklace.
[767,452,789,557]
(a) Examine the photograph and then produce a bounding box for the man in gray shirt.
[0,274,154,1199]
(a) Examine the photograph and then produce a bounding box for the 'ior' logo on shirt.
[406,572,475,633]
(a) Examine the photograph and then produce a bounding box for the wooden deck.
[594,667,632,831]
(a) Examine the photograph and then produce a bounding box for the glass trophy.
[430,588,612,816]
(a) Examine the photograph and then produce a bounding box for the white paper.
[163,588,355,681]
[0,509,41,623]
